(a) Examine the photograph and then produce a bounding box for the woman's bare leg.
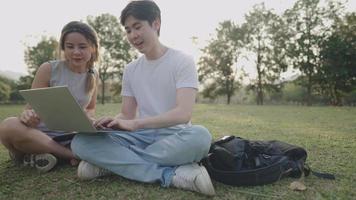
[0,117,75,160]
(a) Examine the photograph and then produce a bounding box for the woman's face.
[63,32,94,69]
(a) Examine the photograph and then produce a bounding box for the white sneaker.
[77,161,111,180]
[23,153,57,173]
[172,163,215,196]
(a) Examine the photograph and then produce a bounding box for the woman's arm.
[19,62,51,127]
[85,74,99,121]
[31,62,51,89]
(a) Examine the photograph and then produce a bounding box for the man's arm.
[115,96,138,120]
[136,88,196,129]
[106,88,196,131]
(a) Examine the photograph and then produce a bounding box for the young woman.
[0,21,100,172]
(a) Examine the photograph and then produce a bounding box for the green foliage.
[197,0,353,106]
[7,3,354,106]
[0,80,11,101]
[0,76,19,102]
[281,81,307,103]
[24,36,58,79]
[198,21,246,104]
[243,3,288,105]
[317,13,356,105]
[21,36,58,98]
[343,89,356,105]
[87,14,137,104]
[283,0,344,105]
[10,75,33,102]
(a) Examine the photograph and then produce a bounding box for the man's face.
[124,16,160,54]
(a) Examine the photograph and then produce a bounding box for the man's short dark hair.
[120,0,161,35]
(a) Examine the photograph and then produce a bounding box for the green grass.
[0,104,355,199]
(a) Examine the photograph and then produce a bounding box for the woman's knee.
[0,117,23,141]
[0,117,20,129]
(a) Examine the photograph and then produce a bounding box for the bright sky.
[0,0,355,77]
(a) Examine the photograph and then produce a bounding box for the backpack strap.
[303,164,335,180]
[311,171,335,180]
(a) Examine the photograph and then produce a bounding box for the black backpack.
[201,135,334,186]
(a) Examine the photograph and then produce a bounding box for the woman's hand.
[85,112,96,124]
[19,109,40,128]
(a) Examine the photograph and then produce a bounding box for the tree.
[281,79,308,104]
[5,37,58,102]
[87,14,136,104]
[12,75,33,101]
[244,3,288,105]
[198,21,246,104]
[283,0,344,105]
[245,3,287,105]
[20,36,58,91]
[24,36,58,80]
[0,76,12,102]
[317,13,356,105]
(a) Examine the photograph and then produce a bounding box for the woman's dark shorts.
[38,125,75,148]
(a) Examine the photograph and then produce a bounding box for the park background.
[0,0,355,199]
[0,0,355,106]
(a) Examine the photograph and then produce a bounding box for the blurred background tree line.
[0,0,355,106]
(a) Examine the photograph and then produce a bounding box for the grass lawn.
[0,104,355,199]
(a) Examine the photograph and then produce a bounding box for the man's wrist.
[135,119,144,130]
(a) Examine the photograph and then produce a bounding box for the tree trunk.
[306,6,312,107]
[306,72,312,106]
[334,85,342,106]
[257,77,263,105]
[256,39,263,105]
[226,77,234,105]
[101,79,105,105]
[225,77,231,105]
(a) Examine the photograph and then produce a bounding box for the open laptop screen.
[19,86,97,133]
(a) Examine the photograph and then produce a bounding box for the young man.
[71,0,215,196]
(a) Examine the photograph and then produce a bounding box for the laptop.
[19,86,112,133]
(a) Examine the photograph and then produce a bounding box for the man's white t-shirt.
[121,48,198,121]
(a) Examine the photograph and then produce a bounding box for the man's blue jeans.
[71,125,212,187]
